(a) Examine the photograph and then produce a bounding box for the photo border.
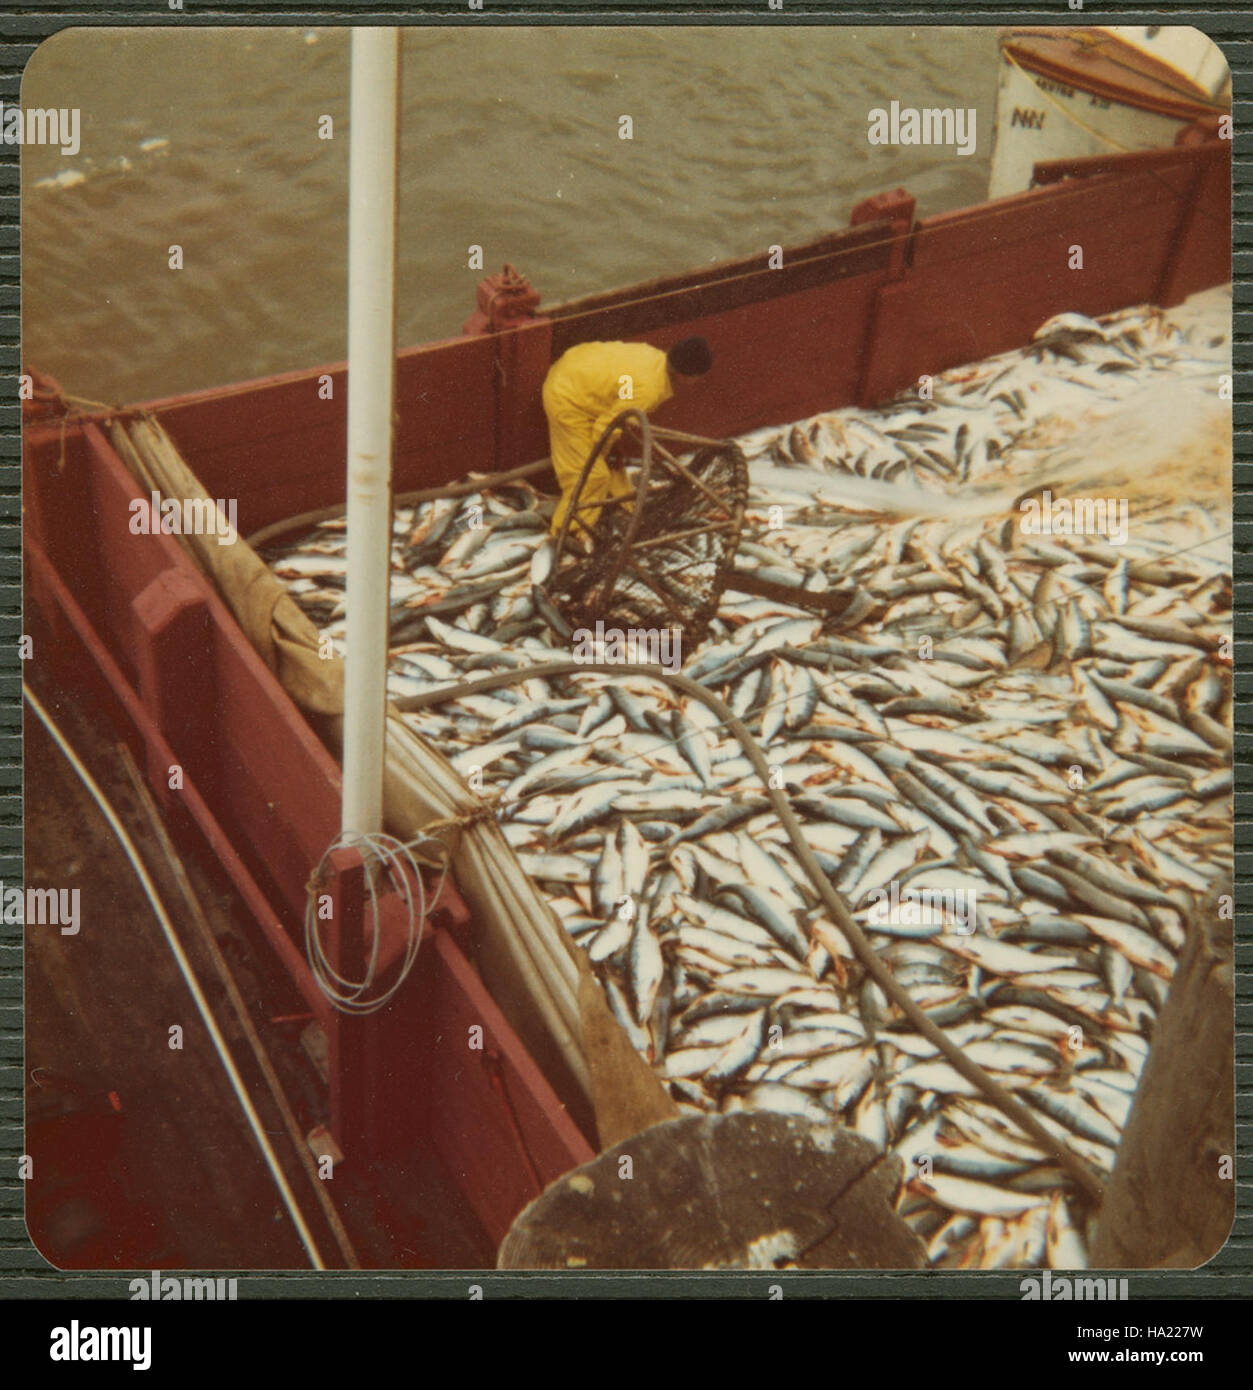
[3,0,1247,1302]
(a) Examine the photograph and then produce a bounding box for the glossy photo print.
[20,24,1233,1282]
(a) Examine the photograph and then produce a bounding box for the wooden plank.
[1158,149,1232,305]
[913,168,1191,271]
[23,533,335,1036]
[548,221,895,339]
[607,272,887,441]
[411,930,595,1245]
[129,568,215,809]
[77,425,346,926]
[1090,877,1235,1268]
[860,173,1201,403]
[142,333,500,532]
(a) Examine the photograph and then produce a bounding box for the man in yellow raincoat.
[543,336,713,539]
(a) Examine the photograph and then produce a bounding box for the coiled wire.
[305,830,449,1015]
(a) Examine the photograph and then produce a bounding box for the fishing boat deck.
[24,670,494,1271]
[256,284,1232,1270]
[20,110,1231,1267]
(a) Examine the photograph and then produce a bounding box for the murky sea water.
[22,25,998,403]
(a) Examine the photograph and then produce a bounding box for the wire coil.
[304,830,449,1015]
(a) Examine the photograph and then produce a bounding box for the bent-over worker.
[542,336,714,538]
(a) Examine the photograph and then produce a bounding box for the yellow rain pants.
[543,341,674,537]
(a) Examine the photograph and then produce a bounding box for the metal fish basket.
[540,410,749,651]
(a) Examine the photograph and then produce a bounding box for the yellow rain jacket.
[542,341,674,537]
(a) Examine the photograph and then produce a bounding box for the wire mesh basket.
[542,412,749,652]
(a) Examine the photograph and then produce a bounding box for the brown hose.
[245,456,555,551]
[395,659,1107,1208]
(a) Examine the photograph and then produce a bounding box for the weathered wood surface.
[498,1112,926,1270]
[1091,877,1235,1268]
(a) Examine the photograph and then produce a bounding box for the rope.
[416,800,506,852]
[394,520,1231,832]
[31,387,125,475]
[394,658,1110,1208]
[23,683,328,1269]
[246,456,556,551]
[544,411,749,645]
[304,829,449,1016]
[380,520,1225,1185]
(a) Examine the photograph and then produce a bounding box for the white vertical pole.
[342,27,400,838]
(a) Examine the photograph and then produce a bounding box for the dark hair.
[667,336,713,377]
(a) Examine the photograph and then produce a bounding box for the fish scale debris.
[267,288,1231,1271]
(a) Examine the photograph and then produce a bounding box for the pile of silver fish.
[268,289,1232,1270]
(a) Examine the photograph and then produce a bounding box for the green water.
[22,25,998,403]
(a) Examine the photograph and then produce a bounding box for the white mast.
[342,27,401,837]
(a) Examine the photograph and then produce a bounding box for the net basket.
[546,440,748,652]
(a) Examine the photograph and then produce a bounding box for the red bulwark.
[23,406,592,1253]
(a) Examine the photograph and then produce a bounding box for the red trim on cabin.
[1002,28,1228,122]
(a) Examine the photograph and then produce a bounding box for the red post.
[462,264,553,473]
[850,188,916,279]
[324,845,373,1155]
[129,568,213,810]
